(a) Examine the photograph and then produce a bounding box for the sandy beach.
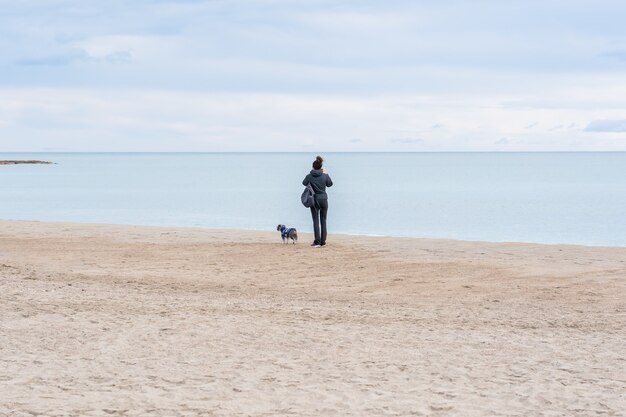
[1,220,625,416]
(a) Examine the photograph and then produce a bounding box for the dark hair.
[312,155,324,170]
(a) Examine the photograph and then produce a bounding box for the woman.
[302,155,333,247]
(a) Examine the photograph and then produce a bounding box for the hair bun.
[312,155,324,170]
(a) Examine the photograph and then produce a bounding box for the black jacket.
[303,169,333,198]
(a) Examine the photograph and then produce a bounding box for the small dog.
[276,224,298,244]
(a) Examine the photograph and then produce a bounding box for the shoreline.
[2,150,626,153]
[1,218,624,249]
[2,219,625,416]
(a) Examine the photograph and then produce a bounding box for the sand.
[1,220,625,417]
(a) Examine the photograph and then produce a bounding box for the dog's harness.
[281,227,295,239]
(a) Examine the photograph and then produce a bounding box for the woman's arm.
[326,174,333,187]
[302,175,309,186]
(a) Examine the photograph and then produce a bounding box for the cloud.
[101,50,133,63]
[42,147,71,152]
[3,2,626,151]
[602,50,626,62]
[16,50,88,66]
[495,137,511,145]
[15,49,131,67]
[4,1,626,93]
[389,138,423,144]
[584,119,626,132]
[2,86,626,152]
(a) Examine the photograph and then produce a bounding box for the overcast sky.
[1,0,626,151]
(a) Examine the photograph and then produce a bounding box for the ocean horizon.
[2,152,625,247]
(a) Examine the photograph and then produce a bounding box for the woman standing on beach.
[303,155,333,247]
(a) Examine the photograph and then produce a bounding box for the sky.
[1,0,626,152]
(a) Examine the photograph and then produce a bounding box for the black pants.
[310,196,328,245]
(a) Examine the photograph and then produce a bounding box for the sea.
[1,152,625,246]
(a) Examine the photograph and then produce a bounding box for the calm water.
[1,152,625,246]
